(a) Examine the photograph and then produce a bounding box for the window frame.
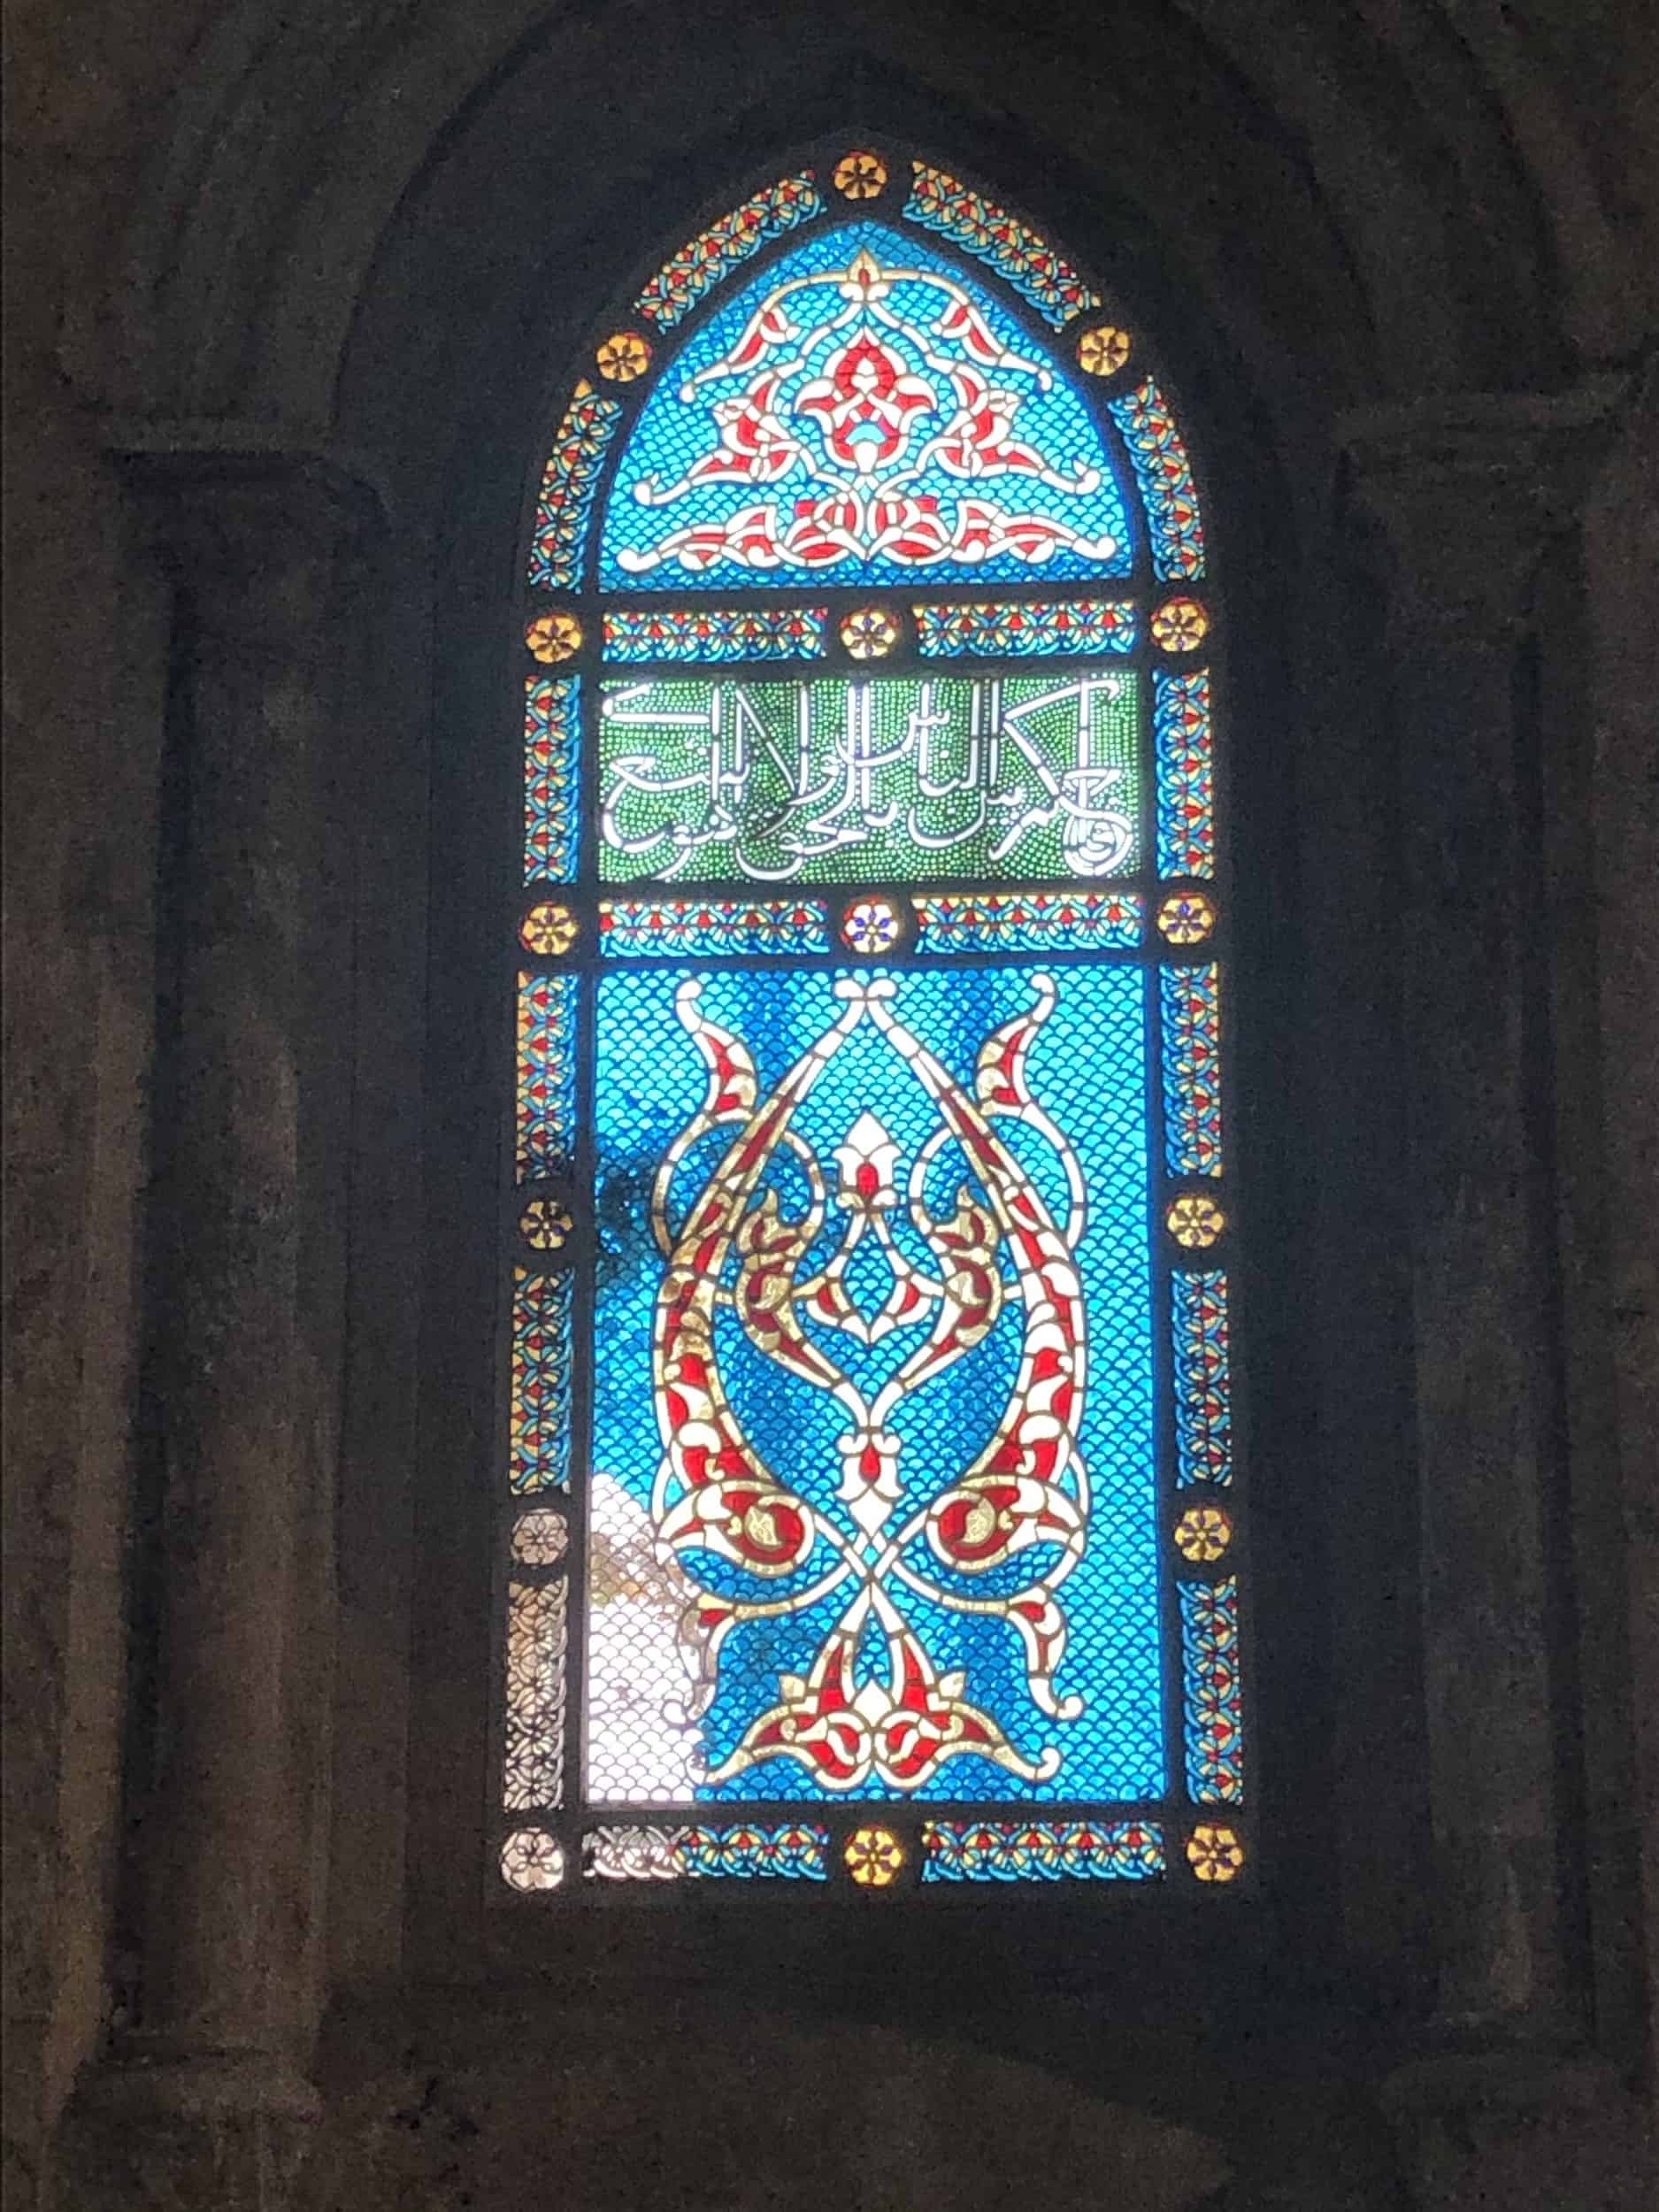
[487,137,1253,1911]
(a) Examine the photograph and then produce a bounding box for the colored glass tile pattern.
[524,677,580,884]
[520,902,578,956]
[1155,670,1214,879]
[1173,1503,1231,1563]
[526,610,582,664]
[1151,596,1208,653]
[584,1824,829,1879]
[603,606,827,662]
[1107,380,1205,580]
[500,1827,564,1890]
[913,599,1136,657]
[511,1267,573,1492]
[517,972,579,1180]
[833,150,887,201]
[504,1577,565,1809]
[920,1818,1164,1882]
[1172,1270,1232,1486]
[841,897,902,953]
[635,172,822,328]
[904,165,1102,327]
[1160,964,1223,1177]
[599,898,830,956]
[512,1507,569,1565]
[597,670,1140,883]
[586,960,1161,1804]
[602,224,1131,589]
[1187,1824,1244,1881]
[1157,891,1215,946]
[912,889,1143,953]
[1165,1193,1224,1248]
[846,1827,904,1886]
[528,381,623,590]
[1180,1577,1242,1803]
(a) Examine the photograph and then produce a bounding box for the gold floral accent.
[520,902,579,956]
[841,606,900,659]
[833,150,887,200]
[500,1827,565,1891]
[519,1197,574,1252]
[841,896,901,954]
[1187,1824,1245,1883]
[595,330,651,382]
[1077,324,1132,377]
[1157,891,1216,945]
[526,610,583,664]
[1173,1504,1232,1563]
[845,1825,904,1886]
[1166,1194,1225,1248]
[512,1508,570,1566]
[1151,597,1210,654]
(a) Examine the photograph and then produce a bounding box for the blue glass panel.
[603,607,827,662]
[1155,669,1214,879]
[588,961,1161,1804]
[912,890,1143,953]
[1160,964,1223,1176]
[517,972,579,1181]
[524,677,580,884]
[527,383,623,590]
[913,599,1136,657]
[635,174,822,329]
[1106,379,1204,581]
[600,898,831,956]
[904,165,1102,328]
[600,223,1133,590]
[1179,1577,1242,1802]
[1172,1270,1231,1486]
[920,1818,1164,1881]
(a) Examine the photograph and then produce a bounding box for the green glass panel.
[598,668,1141,884]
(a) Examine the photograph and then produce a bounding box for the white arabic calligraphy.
[600,675,1135,881]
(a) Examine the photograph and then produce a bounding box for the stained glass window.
[499,149,1244,1897]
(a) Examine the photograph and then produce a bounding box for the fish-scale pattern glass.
[586,961,1161,1804]
[601,223,1130,589]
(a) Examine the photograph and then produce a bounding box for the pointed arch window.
[496,150,1243,1899]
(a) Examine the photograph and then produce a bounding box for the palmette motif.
[646,972,1091,1793]
[617,242,1121,579]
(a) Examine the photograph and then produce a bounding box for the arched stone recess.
[50,5,1651,2209]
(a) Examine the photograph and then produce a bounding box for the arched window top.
[528,159,1205,604]
[500,150,1240,1901]
[599,220,1133,588]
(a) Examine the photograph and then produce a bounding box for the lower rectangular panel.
[586,959,1162,1809]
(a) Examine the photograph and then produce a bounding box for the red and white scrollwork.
[648,973,1091,1792]
[620,245,1120,578]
